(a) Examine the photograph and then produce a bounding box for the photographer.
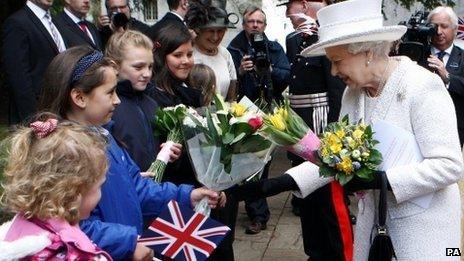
[98,0,151,47]
[227,5,290,235]
[427,6,464,146]
[228,5,290,103]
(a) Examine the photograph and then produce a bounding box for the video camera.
[250,33,271,75]
[397,10,438,67]
[111,12,129,28]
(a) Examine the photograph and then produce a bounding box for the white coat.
[287,57,463,260]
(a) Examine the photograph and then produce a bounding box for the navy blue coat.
[227,31,290,102]
[80,126,193,260]
[111,80,159,171]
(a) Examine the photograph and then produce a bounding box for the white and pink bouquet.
[184,94,273,215]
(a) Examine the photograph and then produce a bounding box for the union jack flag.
[138,200,230,261]
[458,16,464,40]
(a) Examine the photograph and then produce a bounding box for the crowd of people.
[0,0,463,260]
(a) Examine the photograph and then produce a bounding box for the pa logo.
[446,248,461,256]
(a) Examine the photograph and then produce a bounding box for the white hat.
[301,0,407,57]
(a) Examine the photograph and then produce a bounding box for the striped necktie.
[44,11,65,52]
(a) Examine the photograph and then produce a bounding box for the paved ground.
[233,148,308,261]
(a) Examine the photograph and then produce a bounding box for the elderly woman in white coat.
[231,0,463,260]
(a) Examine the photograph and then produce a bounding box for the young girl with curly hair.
[0,114,111,260]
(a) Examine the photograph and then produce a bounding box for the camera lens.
[112,12,129,28]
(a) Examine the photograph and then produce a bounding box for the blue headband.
[70,51,104,84]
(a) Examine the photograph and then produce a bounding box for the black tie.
[437,51,446,61]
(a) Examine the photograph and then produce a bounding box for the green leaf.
[205,110,219,144]
[337,173,353,186]
[319,165,333,178]
[223,132,235,144]
[356,167,374,181]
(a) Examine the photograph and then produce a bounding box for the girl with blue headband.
[38,45,221,260]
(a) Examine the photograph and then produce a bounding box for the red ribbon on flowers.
[30,119,58,138]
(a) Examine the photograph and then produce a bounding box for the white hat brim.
[301,25,407,57]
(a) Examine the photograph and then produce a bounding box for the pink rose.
[248,117,263,132]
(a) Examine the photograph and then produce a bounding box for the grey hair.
[346,41,393,58]
[427,6,458,30]
[242,5,267,25]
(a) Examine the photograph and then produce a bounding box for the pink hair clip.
[30,119,58,138]
[153,41,161,51]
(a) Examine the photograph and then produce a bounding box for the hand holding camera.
[239,55,254,75]
[98,12,129,32]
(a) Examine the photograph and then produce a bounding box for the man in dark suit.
[55,0,102,50]
[427,6,464,146]
[2,0,67,124]
[279,1,349,260]
[149,0,189,40]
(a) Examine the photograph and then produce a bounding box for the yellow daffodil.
[328,133,340,145]
[230,103,247,117]
[276,107,288,119]
[269,114,286,131]
[329,143,342,154]
[352,129,364,140]
[336,157,353,174]
[335,129,345,138]
[320,147,330,158]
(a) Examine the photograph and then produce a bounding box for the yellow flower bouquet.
[318,115,382,185]
[260,100,320,163]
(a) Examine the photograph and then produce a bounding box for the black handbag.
[368,171,396,261]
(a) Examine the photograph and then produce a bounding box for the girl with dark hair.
[38,45,220,260]
[149,23,203,188]
[150,24,203,108]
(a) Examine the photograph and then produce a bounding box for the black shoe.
[245,221,267,234]
[292,205,300,216]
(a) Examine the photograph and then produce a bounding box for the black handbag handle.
[378,171,387,228]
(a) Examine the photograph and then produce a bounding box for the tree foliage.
[394,0,455,9]
[331,0,455,9]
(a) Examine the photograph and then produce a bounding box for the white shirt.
[431,44,453,66]
[64,8,95,44]
[193,46,237,98]
[26,1,66,52]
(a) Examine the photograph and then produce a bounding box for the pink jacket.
[3,214,112,260]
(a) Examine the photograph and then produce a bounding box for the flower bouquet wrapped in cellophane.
[184,94,273,216]
[260,99,320,163]
[147,104,187,182]
[318,115,382,185]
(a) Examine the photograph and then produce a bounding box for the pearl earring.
[366,60,371,66]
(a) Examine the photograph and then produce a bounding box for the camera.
[397,11,438,67]
[250,33,271,75]
[111,12,129,28]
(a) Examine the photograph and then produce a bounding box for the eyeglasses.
[245,19,265,25]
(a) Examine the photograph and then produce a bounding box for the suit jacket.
[446,45,464,146]
[149,12,186,40]
[2,6,67,124]
[55,11,102,50]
